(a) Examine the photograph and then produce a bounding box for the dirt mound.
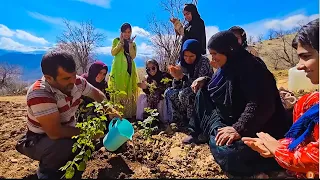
[0,100,227,179]
[83,132,226,179]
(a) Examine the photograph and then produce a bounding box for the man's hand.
[191,77,208,93]
[215,126,241,146]
[242,137,274,158]
[106,107,122,120]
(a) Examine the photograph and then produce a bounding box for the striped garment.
[26,75,94,134]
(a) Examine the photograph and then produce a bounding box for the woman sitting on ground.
[165,39,213,124]
[184,31,292,176]
[242,18,319,179]
[136,59,173,124]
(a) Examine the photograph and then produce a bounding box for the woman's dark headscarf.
[229,26,248,48]
[182,4,206,55]
[120,22,133,75]
[183,4,201,23]
[292,18,319,51]
[83,61,108,91]
[207,31,252,107]
[179,39,202,77]
[145,59,163,84]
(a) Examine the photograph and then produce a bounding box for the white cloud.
[95,42,154,57]
[264,14,319,30]
[15,30,48,45]
[27,11,118,39]
[95,46,112,54]
[77,0,111,8]
[0,37,49,52]
[132,26,151,38]
[27,11,80,27]
[0,24,15,37]
[205,26,220,43]
[240,13,319,41]
[136,42,153,57]
[0,24,48,45]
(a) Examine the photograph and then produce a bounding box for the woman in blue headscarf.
[184,30,292,176]
[164,39,213,125]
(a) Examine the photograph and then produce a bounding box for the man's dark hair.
[292,18,319,51]
[41,51,76,79]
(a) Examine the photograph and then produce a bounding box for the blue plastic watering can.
[103,118,134,152]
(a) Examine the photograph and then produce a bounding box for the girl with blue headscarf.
[164,39,213,125]
[243,18,319,179]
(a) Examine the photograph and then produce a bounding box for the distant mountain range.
[0,49,146,82]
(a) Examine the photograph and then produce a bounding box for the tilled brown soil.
[0,99,228,179]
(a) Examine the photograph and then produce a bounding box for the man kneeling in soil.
[16,51,121,179]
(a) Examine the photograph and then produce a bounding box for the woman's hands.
[215,126,241,146]
[242,132,281,158]
[191,77,208,93]
[168,65,184,80]
[137,80,148,89]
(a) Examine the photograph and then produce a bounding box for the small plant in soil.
[160,77,172,85]
[60,88,126,179]
[138,107,159,139]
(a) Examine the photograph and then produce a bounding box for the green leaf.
[72,145,78,153]
[65,166,75,179]
[79,150,85,156]
[86,103,94,108]
[59,161,72,171]
[85,149,92,157]
[78,161,86,171]
[74,154,83,161]
[100,115,107,120]
[83,156,89,163]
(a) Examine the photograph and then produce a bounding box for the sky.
[0,0,319,58]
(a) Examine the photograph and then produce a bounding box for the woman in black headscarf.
[229,26,267,68]
[164,39,213,125]
[229,26,259,56]
[184,31,291,176]
[170,4,206,54]
[136,59,173,123]
[78,61,110,123]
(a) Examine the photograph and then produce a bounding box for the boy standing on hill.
[15,51,121,179]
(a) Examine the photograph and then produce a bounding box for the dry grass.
[254,34,297,70]
[0,96,26,103]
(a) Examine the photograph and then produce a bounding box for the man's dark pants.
[16,131,82,179]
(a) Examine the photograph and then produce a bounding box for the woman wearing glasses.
[136,59,173,123]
